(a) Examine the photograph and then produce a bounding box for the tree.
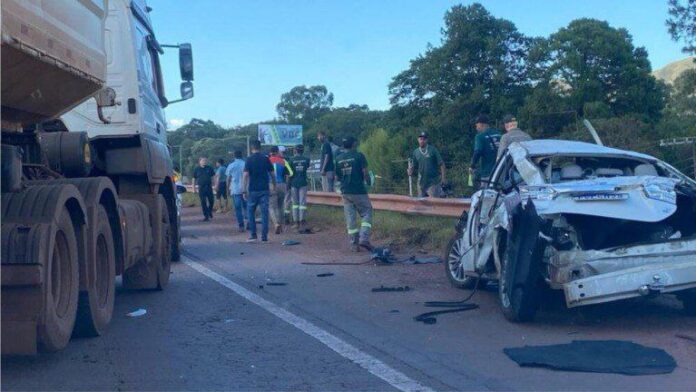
[668,0,696,56]
[667,68,696,116]
[276,85,334,125]
[305,106,384,151]
[535,19,666,120]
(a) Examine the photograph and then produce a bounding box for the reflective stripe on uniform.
[361,222,372,228]
[292,205,300,209]
[299,206,307,210]
[347,228,359,234]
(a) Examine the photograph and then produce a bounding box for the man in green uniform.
[469,114,502,189]
[287,144,311,230]
[335,137,373,252]
[407,132,446,197]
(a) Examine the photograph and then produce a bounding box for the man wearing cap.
[287,144,311,230]
[470,114,502,189]
[335,136,373,251]
[407,132,446,198]
[498,114,532,159]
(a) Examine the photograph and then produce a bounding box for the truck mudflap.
[564,260,696,308]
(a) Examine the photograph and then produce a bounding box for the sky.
[148,0,687,129]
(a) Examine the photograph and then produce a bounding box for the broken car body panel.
[460,139,696,310]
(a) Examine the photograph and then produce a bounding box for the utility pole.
[659,137,696,179]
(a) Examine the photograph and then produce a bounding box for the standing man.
[317,131,335,192]
[243,140,275,242]
[407,132,446,198]
[336,137,373,252]
[225,150,246,232]
[470,114,502,189]
[192,157,215,221]
[213,158,228,213]
[268,146,292,234]
[497,114,532,159]
[287,144,310,230]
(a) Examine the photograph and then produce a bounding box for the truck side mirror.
[179,43,193,81]
[180,81,194,100]
[95,87,117,107]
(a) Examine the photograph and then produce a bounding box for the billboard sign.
[258,124,303,146]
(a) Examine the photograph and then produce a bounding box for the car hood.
[520,176,679,222]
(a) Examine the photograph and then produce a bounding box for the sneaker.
[261,237,268,242]
[246,236,258,243]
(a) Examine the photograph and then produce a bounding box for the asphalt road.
[3,207,696,391]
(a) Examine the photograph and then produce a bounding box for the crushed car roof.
[515,140,656,161]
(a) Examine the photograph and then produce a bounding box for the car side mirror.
[176,184,187,194]
[179,43,193,81]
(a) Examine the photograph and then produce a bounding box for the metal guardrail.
[183,186,470,217]
[307,191,470,217]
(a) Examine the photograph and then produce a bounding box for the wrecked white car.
[446,140,696,322]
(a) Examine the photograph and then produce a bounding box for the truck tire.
[444,233,478,289]
[38,206,80,352]
[122,195,170,290]
[74,205,115,337]
[498,204,544,323]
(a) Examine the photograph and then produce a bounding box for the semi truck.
[1,0,193,354]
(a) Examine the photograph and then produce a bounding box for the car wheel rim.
[448,236,469,283]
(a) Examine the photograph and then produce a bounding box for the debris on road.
[126,309,147,317]
[503,340,677,375]
[676,334,696,343]
[282,240,301,246]
[371,247,441,264]
[372,285,412,292]
[316,273,334,277]
[413,304,478,324]
[266,282,288,286]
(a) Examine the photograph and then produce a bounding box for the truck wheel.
[38,207,79,352]
[678,289,696,316]
[444,233,478,289]
[157,199,172,289]
[123,195,170,290]
[74,205,115,337]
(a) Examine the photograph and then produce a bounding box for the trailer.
[1,0,194,354]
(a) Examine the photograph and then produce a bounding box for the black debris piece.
[265,282,287,286]
[504,340,676,375]
[413,304,478,324]
[389,309,400,313]
[370,247,441,264]
[258,285,264,289]
[316,273,334,277]
[372,285,411,292]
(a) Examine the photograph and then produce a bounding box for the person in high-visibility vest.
[287,144,310,231]
[335,136,373,252]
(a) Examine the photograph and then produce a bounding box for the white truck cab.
[60,0,192,143]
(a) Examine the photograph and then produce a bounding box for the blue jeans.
[247,191,269,239]
[232,194,247,229]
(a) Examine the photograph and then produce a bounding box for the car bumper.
[564,259,696,308]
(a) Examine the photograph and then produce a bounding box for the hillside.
[652,57,696,84]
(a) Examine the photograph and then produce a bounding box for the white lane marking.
[182,256,434,392]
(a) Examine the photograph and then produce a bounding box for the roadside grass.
[309,205,455,252]
[182,191,455,252]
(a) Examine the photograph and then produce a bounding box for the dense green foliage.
[169,3,696,192]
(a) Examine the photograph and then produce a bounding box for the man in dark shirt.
[407,132,446,197]
[335,137,373,251]
[470,114,502,189]
[317,131,335,192]
[287,144,311,230]
[193,157,216,221]
[243,140,276,242]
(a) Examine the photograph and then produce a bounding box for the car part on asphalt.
[316,273,334,277]
[282,240,301,246]
[504,340,676,375]
[265,282,288,286]
[371,286,412,292]
[126,309,147,318]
